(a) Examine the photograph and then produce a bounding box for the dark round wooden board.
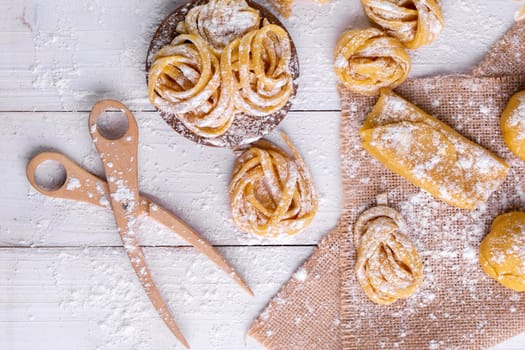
[146,0,300,148]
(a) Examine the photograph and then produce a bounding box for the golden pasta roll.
[354,205,423,305]
[479,212,525,292]
[361,0,444,49]
[334,28,411,96]
[148,34,235,138]
[360,90,509,210]
[501,90,525,161]
[221,22,293,116]
[229,133,317,238]
[176,0,260,54]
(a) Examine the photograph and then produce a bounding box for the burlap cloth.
[248,21,525,350]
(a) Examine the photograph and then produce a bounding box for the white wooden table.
[1,0,524,349]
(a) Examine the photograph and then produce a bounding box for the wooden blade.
[145,198,253,296]
[89,99,190,348]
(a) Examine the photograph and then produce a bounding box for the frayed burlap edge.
[248,224,343,350]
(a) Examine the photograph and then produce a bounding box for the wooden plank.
[0,0,517,112]
[497,337,525,350]
[0,245,522,350]
[0,246,313,349]
[0,111,341,247]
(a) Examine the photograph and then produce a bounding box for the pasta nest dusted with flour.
[229,133,317,238]
[361,0,444,49]
[148,34,235,138]
[353,205,423,305]
[334,28,411,95]
[148,0,295,139]
[221,22,293,116]
[177,0,261,55]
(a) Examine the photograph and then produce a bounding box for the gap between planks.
[0,244,319,249]
[0,109,343,113]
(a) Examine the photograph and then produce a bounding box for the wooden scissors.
[26,99,253,349]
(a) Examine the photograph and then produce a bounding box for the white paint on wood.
[0,246,313,349]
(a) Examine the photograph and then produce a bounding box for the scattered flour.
[293,267,307,281]
[65,177,81,191]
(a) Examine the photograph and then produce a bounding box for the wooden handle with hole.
[27,152,111,208]
[27,152,253,296]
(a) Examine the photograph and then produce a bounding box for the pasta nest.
[221,23,293,116]
[334,28,411,96]
[361,0,444,49]
[177,0,261,55]
[353,205,423,305]
[148,20,293,138]
[148,34,235,138]
[229,133,317,238]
